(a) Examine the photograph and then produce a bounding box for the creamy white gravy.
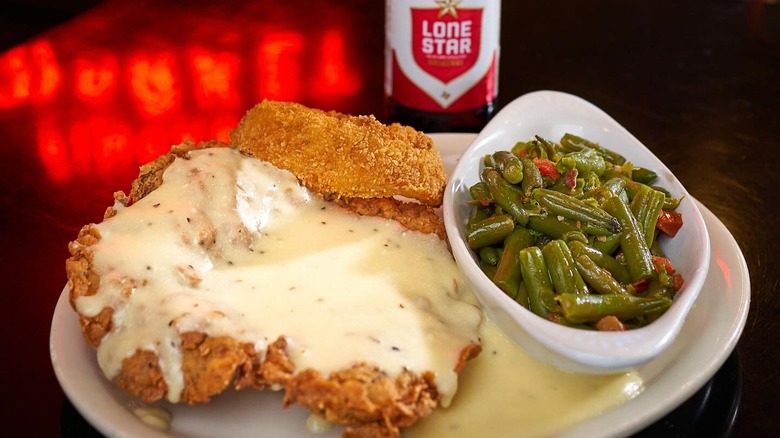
[76,147,482,405]
[407,320,643,437]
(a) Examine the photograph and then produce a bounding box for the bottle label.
[386,0,500,112]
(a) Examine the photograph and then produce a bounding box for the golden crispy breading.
[66,224,111,348]
[230,100,446,206]
[66,128,477,437]
[113,333,260,404]
[256,337,446,438]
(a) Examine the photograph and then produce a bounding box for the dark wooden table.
[1,0,777,436]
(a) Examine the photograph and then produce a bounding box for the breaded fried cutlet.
[66,105,482,438]
[230,100,446,206]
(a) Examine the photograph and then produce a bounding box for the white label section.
[386,0,501,108]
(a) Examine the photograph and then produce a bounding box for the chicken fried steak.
[67,114,482,437]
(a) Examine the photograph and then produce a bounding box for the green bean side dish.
[465,133,685,331]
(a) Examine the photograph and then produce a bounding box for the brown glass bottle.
[385,96,496,133]
[384,0,501,133]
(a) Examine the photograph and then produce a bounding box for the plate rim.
[50,132,751,438]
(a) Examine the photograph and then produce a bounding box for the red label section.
[411,8,482,83]
[392,50,497,112]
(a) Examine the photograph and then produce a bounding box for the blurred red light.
[36,118,71,183]
[257,31,304,101]
[74,51,118,104]
[315,29,362,97]
[210,113,240,143]
[129,52,181,117]
[29,41,60,102]
[189,47,241,109]
[0,47,32,108]
[68,115,133,180]
[136,122,172,164]
[10,14,373,184]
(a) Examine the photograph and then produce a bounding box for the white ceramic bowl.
[443,90,711,374]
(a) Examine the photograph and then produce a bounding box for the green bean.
[533,188,621,234]
[478,246,501,266]
[650,185,684,210]
[469,182,493,206]
[602,177,628,197]
[579,177,626,204]
[560,230,589,244]
[580,171,602,193]
[512,140,546,159]
[631,167,658,184]
[519,246,559,317]
[573,254,629,295]
[467,214,514,249]
[466,205,492,232]
[644,279,674,300]
[513,137,560,161]
[630,184,666,247]
[568,240,631,284]
[520,157,544,194]
[527,215,581,238]
[515,282,530,309]
[534,233,553,248]
[494,228,535,298]
[492,150,524,184]
[603,196,655,281]
[655,189,683,210]
[603,162,635,183]
[589,232,622,255]
[546,313,592,329]
[580,222,615,237]
[465,132,684,330]
[534,135,562,162]
[479,261,497,279]
[557,293,672,324]
[650,185,672,197]
[560,133,626,165]
[623,179,641,201]
[543,240,589,295]
[511,141,530,158]
[557,147,606,176]
[482,168,530,225]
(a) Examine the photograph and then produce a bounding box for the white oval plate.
[50,133,750,438]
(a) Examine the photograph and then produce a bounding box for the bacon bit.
[596,316,626,331]
[657,210,683,237]
[631,277,652,294]
[532,157,560,181]
[476,197,492,207]
[564,168,578,190]
[651,256,676,274]
[516,149,528,158]
[651,256,685,291]
[671,273,685,291]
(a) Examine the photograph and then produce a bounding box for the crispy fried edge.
[330,196,446,241]
[230,100,446,207]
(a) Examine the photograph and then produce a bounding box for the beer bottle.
[384,0,500,133]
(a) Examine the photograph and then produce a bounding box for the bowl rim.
[443,90,711,373]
